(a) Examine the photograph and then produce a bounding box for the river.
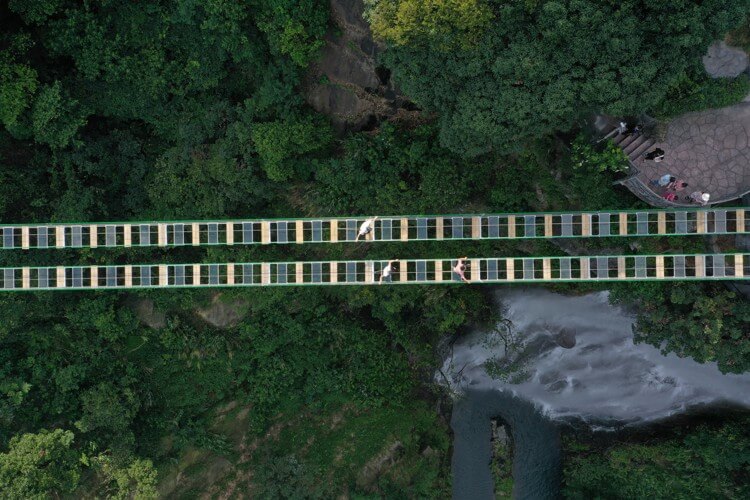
[443,288,750,499]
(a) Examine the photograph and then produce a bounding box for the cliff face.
[304,0,417,132]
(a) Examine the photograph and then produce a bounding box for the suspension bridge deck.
[0,253,745,291]
[1,208,745,250]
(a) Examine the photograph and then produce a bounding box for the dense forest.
[1,0,750,497]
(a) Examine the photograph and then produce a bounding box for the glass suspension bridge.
[0,207,747,291]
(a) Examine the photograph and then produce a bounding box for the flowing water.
[444,288,750,499]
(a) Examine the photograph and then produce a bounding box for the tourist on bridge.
[689,191,710,206]
[356,216,378,241]
[453,257,470,284]
[379,259,398,284]
[650,173,675,188]
[644,148,665,162]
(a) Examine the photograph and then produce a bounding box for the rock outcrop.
[304,0,418,132]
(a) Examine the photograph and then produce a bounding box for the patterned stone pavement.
[636,103,750,204]
[703,41,749,78]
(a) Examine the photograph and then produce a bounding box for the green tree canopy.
[378,0,749,156]
[366,0,494,48]
[0,429,81,499]
[610,282,750,374]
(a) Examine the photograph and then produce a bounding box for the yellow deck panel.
[400,218,409,241]
[582,215,592,236]
[617,257,626,279]
[192,264,201,285]
[159,265,168,286]
[506,259,515,280]
[470,259,480,281]
[295,221,304,244]
[657,212,666,235]
[330,221,338,243]
[697,211,707,234]
[544,215,553,237]
[124,266,133,287]
[365,261,374,283]
[90,267,98,288]
[56,266,66,287]
[261,263,271,284]
[655,256,664,278]
[89,225,98,248]
[471,218,481,239]
[694,256,705,278]
[296,263,304,283]
[158,224,167,246]
[56,226,65,248]
[330,262,338,283]
[737,210,746,233]
[434,261,443,282]
[507,216,516,238]
[436,218,444,240]
[226,223,235,245]
[22,267,30,289]
[123,224,132,247]
[21,227,29,250]
[191,223,200,245]
[619,213,628,235]
[226,264,235,285]
[261,222,271,244]
[735,255,744,278]
[580,258,590,279]
[543,258,551,280]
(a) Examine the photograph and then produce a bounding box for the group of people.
[650,173,709,205]
[377,257,470,284]
[356,218,471,284]
[641,145,711,206]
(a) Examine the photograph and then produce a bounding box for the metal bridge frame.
[0,253,745,291]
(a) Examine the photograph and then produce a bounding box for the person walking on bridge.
[356,216,378,241]
[379,259,398,284]
[453,257,470,284]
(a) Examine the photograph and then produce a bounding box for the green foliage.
[728,17,750,53]
[571,136,629,175]
[366,0,494,48]
[652,73,750,119]
[252,402,452,498]
[251,114,333,181]
[31,82,87,149]
[609,282,750,374]
[379,0,748,156]
[76,383,140,434]
[563,417,750,499]
[0,35,38,128]
[0,429,81,499]
[92,455,158,500]
[254,0,329,67]
[313,123,496,214]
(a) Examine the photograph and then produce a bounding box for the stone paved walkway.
[637,103,750,204]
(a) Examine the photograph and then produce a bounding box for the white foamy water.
[441,288,750,425]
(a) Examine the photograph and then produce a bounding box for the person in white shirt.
[379,259,398,284]
[356,216,378,241]
[453,257,470,284]
[689,191,710,206]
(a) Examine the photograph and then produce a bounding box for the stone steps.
[627,138,655,160]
